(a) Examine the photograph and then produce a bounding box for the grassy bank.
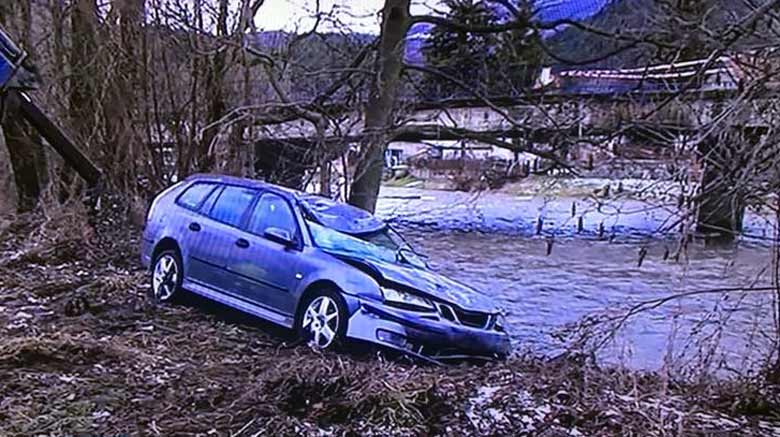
[1,206,778,436]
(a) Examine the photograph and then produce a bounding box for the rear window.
[176,182,216,210]
[208,186,257,227]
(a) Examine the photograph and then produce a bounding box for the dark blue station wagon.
[141,174,510,360]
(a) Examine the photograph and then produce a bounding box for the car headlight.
[381,286,435,311]
[494,312,507,332]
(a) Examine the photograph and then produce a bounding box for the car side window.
[199,185,223,214]
[247,193,298,239]
[208,186,257,227]
[176,182,216,210]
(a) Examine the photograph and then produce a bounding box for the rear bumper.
[345,298,511,360]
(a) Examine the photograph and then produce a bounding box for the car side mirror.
[264,227,296,248]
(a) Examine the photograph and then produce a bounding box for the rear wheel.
[297,288,348,350]
[152,250,183,302]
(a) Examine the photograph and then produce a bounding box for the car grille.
[435,302,491,329]
[455,308,491,329]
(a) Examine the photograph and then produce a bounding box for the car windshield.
[307,221,426,268]
[307,221,397,263]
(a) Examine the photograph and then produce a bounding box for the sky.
[255,0,442,34]
[254,0,612,33]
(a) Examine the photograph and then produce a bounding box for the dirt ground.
[1,205,779,436]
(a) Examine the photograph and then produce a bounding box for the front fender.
[293,248,384,305]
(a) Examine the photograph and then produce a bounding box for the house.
[536,56,747,95]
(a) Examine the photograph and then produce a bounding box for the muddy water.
[376,187,778,372]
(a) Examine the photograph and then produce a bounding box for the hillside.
[546,0,760,68]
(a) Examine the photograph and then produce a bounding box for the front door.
[227,191,301,315]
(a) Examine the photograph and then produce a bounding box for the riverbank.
[1,207,779,435]
[385,174,684,201]
[377,181,776,244]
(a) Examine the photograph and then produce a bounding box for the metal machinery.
[0,25,101,188]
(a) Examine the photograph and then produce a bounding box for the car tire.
[297,287,349,350]
[151,249,183,303]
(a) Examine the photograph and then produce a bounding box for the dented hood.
[332,251,500,313]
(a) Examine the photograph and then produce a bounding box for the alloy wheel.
[152,253,179,301]
[302,296,340,349]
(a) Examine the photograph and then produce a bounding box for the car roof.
[185,174,387,235]
[185,173,299,198]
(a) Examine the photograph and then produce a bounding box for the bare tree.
[347,0,411,211]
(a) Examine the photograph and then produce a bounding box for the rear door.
[226,191,302,315]
[187,184,257,294]
[172,182,218,284]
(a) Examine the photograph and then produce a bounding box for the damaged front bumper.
[345,297,511,362]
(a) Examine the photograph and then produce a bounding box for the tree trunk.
[320,157,331,197]
[2,125,41,211]
[102,0,144,191]
[51,0,66,83]
[347,0,410,212]
[198,0,229,172]
[2,104,42,211]
[695,133,746,241]
[225,15,251,177]
[63,0,99,198]
[0,128,18,214]
[70,0,98,140]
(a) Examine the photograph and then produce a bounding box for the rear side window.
[208,186,257,227]
[176,183,215,211]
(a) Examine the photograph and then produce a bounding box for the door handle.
[235,238,249,248]
[188,222,201,232]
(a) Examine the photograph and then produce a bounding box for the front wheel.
[297,288,348,350]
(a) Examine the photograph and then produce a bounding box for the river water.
[375,186,778,373]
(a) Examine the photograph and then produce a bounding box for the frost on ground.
[0,207,778,436]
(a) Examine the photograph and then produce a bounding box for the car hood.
[330,251,500,313]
